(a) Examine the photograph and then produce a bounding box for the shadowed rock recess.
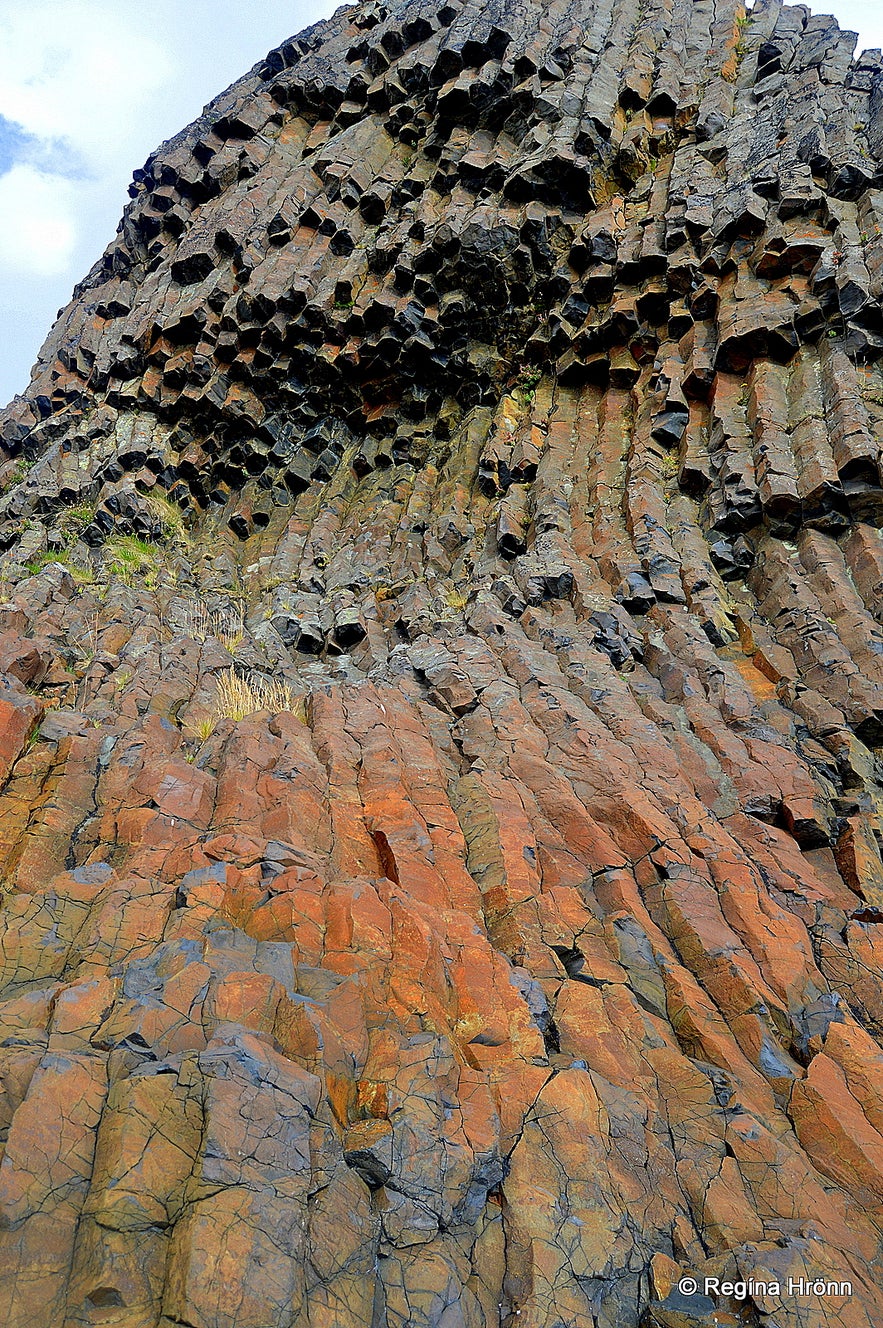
[7,0,883,1324]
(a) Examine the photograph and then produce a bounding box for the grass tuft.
[177,599,245,653]
[214,668,300,722]
[191,715,216,743]
[144,491,190,543]
[105,536,158,586]
[24,552,94,584]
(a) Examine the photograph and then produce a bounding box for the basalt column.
[2,0,883,1325]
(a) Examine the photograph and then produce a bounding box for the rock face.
[4,0,883,1324]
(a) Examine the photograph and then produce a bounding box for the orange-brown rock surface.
[3,0,883,1323]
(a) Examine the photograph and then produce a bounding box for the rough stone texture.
[2,0,883,1323]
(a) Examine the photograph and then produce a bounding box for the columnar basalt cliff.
[3,0,883,1324]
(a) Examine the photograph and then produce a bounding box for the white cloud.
[0,164,78,276]
[0,2,172,175]
[0,2,178,320]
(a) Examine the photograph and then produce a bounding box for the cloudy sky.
[0,0,882,407]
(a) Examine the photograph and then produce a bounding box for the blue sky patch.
[0,114,36,174]
[0,112,83,178]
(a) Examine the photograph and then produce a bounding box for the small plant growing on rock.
[56,503,97,542]
[444,588,469,611]
[660,450,680,480]
[105,536,159,587]
[516,368,542,405]
[375,581,403,602]
[73,610,102,666]
[176,598,245,652]
[214,667,297,721]
[1,457,29,494]
[191,715,216,743]
[145,492,190,545]
[22,724,43,754]
[24,552,94,585]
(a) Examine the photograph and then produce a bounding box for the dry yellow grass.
[179,599,245,652]
[192,715,216,742]
[214,668,297,721]
[144,491,190,543]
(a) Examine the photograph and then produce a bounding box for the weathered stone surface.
[2,0,883,1324]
